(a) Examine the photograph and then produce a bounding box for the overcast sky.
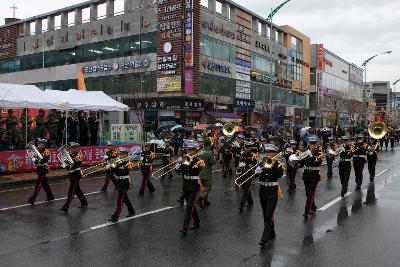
[1,0,398,89]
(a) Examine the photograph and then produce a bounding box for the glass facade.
[252,52,275,74]
[252,82,306,107]
[288,49,303,81]
[200,73,235,97]
[321,72,349,93]
[0,32,156,74]
[200,34,235,63]
[34,72,157,95]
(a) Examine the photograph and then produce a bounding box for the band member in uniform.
[353,134,368,190]
[138,142,156,196]
[109,148,136,222]
[325,136,336,179]
[220,136,234,179]
[233,134,245,169]
[237,141,258,212]
[367,138,380,182]
[255,144,285,247]
[60,143,88,212]
[338,136,354,197]
[383,133,389,151]
[28,139,54,204]
[161,139,174,181]
[389,130,395,151]
[100,141,118,192]
[176,142,205,236]
[197,138,216,209]
[300,136,324,220]
[285,140,299,194]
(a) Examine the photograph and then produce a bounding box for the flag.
[78,70,86,91]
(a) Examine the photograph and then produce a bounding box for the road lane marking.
[0,191,102,211]
[376,169,389,177]
[90,206,174,230]
[318,192,352,211]
[212,169,222,173]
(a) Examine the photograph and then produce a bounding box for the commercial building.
[309,44,363,127]
[0,0,311,129]
[365,81,393,115]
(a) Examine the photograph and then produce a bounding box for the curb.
[0,161,165,191]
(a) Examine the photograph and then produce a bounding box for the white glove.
[255,166,263,174]
[103,155,109,160]
[306,150,313,157]
[238,162,246,168]
[105,164,111,170]
[140,156,144,161]
[175,163,181,170]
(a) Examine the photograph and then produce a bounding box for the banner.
[0,144,140,174]
[111,124,142,144]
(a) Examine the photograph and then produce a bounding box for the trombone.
[82,155,141,176]
[235,152,284,187]
[152,150,205,180]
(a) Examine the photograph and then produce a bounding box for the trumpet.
[326,145,344,157]
[235,152,284,187]
[152,150,205,180]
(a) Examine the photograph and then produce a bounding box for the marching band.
[24,121,392,247]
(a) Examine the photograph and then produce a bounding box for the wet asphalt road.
[1,149,400,267]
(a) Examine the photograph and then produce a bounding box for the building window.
[97,3,107,19]
[216,1,222,14]
[200,0,208,8]
[82,7,90,23]
[114,0,125,15]
[41,19,48,32]
[257,22,262,35]
[54,15,61,30]
[201,35,235,63]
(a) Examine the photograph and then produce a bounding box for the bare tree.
[346,99,364,126]
[322,90,347,128]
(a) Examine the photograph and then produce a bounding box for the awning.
[206,111,242,123]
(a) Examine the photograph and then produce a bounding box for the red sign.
[0,25,18,60]
[317,44,324,71]
[0,144,140,174]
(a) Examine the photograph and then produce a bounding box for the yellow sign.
[157,76,182,92]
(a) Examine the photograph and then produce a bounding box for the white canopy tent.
[44,89,128,111]
[0,83,64,109]
[44,89,129,145]
[0,83,64,147]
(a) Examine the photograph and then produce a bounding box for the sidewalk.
[0,160,165,191]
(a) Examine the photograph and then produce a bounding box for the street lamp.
[393,78,400,92]
[266,0,291,125]
[361,50,392,124]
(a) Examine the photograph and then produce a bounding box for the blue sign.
[236,59,251,68]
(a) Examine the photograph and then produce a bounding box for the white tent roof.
[0,83,64,109]
[45,89,128,111]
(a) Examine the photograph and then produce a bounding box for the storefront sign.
[157,55,178,72]
[203,58,231,73]
[236,65,251,75]
[296,58,310,68]
[201,21,235,39]
[111,124,142,144]
[0,144,139,174]
[158,3,183,14]
[184,1,193,67]
[251,70,292,89]
[157,76,182,92]
[185,69,193,96]
[234,98,255,113]
[82,59,150,73]
[0,25,18,60]
[236,25,251,44]
[126,98,204,110]
[236,59,251,68]
[255,40,270,52]
[235,79,251,100]
[317,44,324,71]
[236,72,251,82]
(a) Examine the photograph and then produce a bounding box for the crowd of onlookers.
[0,109,100,151]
